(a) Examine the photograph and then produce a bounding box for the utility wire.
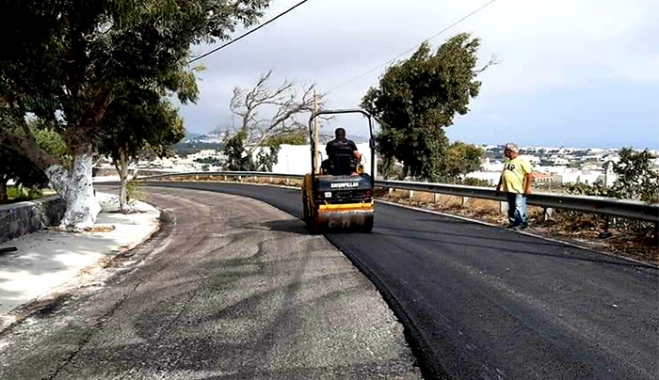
[188,0,312,64]
[326,0,498,93]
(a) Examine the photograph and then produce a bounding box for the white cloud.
[181,0,659,136]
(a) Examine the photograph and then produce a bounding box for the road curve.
[144,181,659,380]
[0,188,422,380]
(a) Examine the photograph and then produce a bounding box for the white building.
[251,143,376,176]
[520,154,541,165]
[480,158,504,172]
[551,164,617,187]
[187,149,221,161]
[465,171,501,185]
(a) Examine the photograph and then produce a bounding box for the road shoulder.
[0,192,161,331]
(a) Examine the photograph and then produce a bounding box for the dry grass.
[144,175,658,266]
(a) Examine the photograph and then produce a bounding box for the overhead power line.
[326,0,498,93]
[188,0,312,64]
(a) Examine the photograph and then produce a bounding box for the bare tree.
[473,54,500,75]
[229,70,328,155]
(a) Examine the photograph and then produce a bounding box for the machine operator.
[324,127,362,175]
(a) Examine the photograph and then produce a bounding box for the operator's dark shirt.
[326,137,357,159]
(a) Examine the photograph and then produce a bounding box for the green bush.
[4,186,44,203]
[460,177,492,187]
[126,180,147,203]
[557,148,659,243]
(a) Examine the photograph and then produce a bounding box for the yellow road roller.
[302,108,375,233]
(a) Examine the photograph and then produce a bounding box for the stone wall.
[0,196,65,244]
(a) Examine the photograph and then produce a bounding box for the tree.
[223,71,325,171]
[222,129,281,171]
[610,148,659,203]
[98,89,185,212]
[440,141,485,181]
[0,125,68,203]
[361,33,496,181]
[0,147,48,203]
[0,0,271,230]
[267,130,308,145]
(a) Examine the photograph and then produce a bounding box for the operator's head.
[335,127,346,139]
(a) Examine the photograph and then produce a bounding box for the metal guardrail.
[138,171,305,181]
[137,171,659,223]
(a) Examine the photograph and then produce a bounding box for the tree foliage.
[563,148,659,202]
[0,0,271,228]
[267,130,308,146]
[361,33,495,181]
[99,91,186,166]
[0,147,48,202]
[440,141,485,181]
[610,148,659,203]
[0,123,69,202]
[98,89,185,211]
[222,130,280,172]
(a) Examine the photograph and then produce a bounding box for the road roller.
[302,108,375,233]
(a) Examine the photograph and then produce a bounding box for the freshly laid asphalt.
[139,181,658,380]
[0,187,421,379]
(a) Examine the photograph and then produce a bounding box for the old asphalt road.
[0,187,422,380]
[139,182,658,380]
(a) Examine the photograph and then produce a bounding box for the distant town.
[99,129,659,189]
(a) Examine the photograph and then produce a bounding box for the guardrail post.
[195,174,199,180]
[388,188,394,195]
[543,207,554,221]
[285,178,290,185]
[598,215,613,239]
[269,177,273,183]
[461,197,469,207]
[409,190,415,199]
[238,175,242,183]
[499,201,508,214]
[253,176,257,181]
[224,175,227,181]
[433,193,440,203]
[209,175,213,180]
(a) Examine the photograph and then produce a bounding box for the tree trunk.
[0,179,8,203]
[1,132,100,230]
[114,149,131,213]
[46,143,101,231]
[119,154,130,213]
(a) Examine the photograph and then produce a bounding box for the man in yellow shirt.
[496,143,533,229]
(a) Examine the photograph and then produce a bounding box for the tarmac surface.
[139,182,659,380]
[0,187,421,380]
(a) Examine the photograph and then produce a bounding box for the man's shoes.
[506,223,520,230]
[520,223,530,230]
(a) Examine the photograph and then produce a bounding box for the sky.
[179,0,659,149]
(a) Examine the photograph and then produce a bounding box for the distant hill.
[184,128,369,145]
[184,130,203,140]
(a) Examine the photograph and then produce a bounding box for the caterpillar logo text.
[330,182,360,189]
